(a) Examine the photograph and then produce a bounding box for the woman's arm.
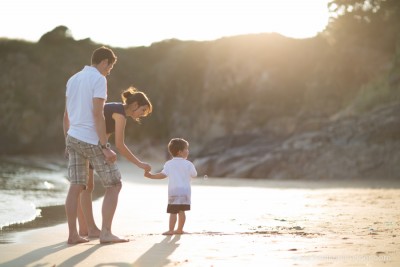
[113,113,151,171]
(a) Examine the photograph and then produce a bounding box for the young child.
[145,138,197,235]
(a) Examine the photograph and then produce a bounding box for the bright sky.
[1,0,330,48]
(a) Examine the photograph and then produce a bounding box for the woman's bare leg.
[66,184,89,244]
[77,195,87,236]
[77,168,101,237]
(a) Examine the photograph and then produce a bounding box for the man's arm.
[63,99,70,158]
[63,99,69,138]
[93,97,117,163]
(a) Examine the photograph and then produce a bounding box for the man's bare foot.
[162,231,174,235]
[173,230,187,235]
[67,234,89,245]
[99,233,129,244]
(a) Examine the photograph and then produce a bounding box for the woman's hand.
[139,162,151,172]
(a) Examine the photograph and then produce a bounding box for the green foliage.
[39,26,74,44]
[327,0,400,54]
[324,0,400,113]
[351,73,400,113]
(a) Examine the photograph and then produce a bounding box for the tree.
[326,0,400,54]
[39,25,74,44]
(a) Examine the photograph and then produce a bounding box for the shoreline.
[0,178,105,244]
[1,155,399,243]
[0,172,400,267]
[1,174,399,266]
[0,174,105,244]
[1,158,400,266]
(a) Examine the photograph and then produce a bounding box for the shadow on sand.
[0,241,68,267]
[93,235,181,267]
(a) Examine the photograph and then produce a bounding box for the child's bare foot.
[100,233,129,244]
[173,230,187,235]
[162,230,175,235]
[67,234,89,244]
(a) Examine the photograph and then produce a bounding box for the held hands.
[139,162,152,172]
[144,170,152,178]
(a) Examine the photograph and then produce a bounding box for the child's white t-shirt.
[161,157,197,205]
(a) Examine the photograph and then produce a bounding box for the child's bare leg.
[174,211,186,234]
[163,213,177,235]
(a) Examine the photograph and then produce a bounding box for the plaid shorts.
[66,135,121,187]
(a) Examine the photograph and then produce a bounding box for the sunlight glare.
[0,0,330,47]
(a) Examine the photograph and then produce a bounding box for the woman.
[77,86,153,237]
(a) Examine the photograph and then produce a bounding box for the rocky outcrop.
[193,103,400,180]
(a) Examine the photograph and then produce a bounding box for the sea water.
[0,158,69,229]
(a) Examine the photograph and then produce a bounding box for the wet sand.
[0,159,399,266]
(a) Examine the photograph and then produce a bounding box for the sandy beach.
[1,159,399,267]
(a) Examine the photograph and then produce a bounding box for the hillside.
[1,0,399,179]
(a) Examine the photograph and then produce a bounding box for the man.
[63,46,128,244]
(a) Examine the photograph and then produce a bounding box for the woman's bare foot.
[88,228,101,238]
[79,229,88,236]
[79,227,101,238]
[67,234,89,245]
[99,232,129,244]
[162,230,175,235]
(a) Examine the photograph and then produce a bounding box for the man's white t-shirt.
[161,157,198,205]
[66,66,107,145]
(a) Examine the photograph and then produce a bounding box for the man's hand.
[102,148,117,163]
[64,147,69,159]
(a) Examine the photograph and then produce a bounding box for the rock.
[193,103,400,180]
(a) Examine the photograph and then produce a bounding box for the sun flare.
[1,0,330,47]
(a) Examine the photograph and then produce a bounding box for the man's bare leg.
[99,184,128,243]
[66,184,89,244]
[163,213,177,235]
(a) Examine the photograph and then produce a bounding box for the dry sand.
[0,159,399,267]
